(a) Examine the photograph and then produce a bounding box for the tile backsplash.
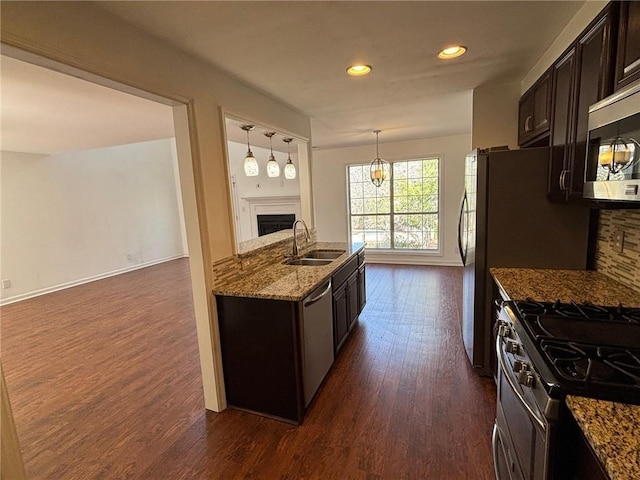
[595,209,640,293]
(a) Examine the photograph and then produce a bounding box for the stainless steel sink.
[284,258,333,266]
[302,249,346,260]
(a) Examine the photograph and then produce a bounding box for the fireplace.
[257,214,295,237]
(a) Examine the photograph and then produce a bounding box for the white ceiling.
[0,55,175,155]
[1,1,586,154]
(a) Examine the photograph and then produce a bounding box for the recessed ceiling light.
[438,46,467,59]
[346,64,372,76]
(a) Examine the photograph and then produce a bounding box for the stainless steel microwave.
[584,79,640,203]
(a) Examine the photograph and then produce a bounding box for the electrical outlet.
[614,230,625,253]
[2,279,11,289]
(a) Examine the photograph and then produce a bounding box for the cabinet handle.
[524,115,533,133]
[559,169,570,191]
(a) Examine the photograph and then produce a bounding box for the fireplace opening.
[257,214,295,237]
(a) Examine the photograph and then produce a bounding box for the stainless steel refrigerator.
[458,147,592,375]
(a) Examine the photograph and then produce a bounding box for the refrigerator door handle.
[458,192,468,265]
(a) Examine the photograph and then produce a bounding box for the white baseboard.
[0,254,188,306]
[365,251,462,267]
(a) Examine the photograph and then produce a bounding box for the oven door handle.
[496,335,546,431]
[491,424,503,480]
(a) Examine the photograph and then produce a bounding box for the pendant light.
[283,137,296,180]
[264,131,280,178]
[241,124,259,177]
[370,130,391,187]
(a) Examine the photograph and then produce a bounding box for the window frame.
[346,155,443,255]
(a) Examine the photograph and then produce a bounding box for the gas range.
[492,299,640,480]
[512,299,640,405]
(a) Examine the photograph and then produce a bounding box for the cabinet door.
[333,283,349,353]
[548,47,577,201]
[571,9,615,198]
[615,1,640,90]
[518,71,551,147]
[518,91,534,145]
[357,264,366,314]
[532,72,552,134]
[347,272,359,330]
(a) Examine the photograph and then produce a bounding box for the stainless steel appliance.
[584,79,640,203]
[301,280,334,407]
[459,148,591,374]
[492,299,640,480]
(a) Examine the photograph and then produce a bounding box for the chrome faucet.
[291,219,310,257]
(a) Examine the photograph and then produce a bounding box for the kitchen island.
[214,241,365,424]
[491,268,640,480]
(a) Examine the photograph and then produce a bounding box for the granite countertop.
[490,268,640,479]
[213,241,365,302]
[490,268,640,307]
[566,396,640,480]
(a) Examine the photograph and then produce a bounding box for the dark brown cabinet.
[557,407,610,480]
[333,280,349,351]
[332,252,366,353]
[216,295,305,423]
[549,47,577,201]
[614,1,640,90]
[357,263,366,314]
[518,70,552,147]
[548,5,616,201]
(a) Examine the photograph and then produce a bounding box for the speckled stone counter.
[490,268,640,480]
[566,396,640,480]
[490,268,640,307]
[213,241,364,301]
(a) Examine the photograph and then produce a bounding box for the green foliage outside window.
[348,158,440,250]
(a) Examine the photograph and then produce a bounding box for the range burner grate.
[541,340,640,388]
[515,299,640,324]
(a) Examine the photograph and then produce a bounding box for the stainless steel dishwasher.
[301,280,334,407]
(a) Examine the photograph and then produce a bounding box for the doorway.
[0,51,216,477]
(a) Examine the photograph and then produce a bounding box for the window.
[348,157,440,251]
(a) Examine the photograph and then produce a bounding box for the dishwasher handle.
[303,281,332,307]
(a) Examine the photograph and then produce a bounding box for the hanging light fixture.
[240,124,259,177]
[264,131,280,178]
[282,137,296,180]
[370,130,391,187]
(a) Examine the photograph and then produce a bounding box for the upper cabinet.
[614,1,640,90]
[548,5,616,202]
[518,70,552,147]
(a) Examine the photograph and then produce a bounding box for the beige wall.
[312,133,471,266]
[1,1,311,411]
[471,82,520,150]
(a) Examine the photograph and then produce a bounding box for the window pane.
[351,198,364,214]
[423,159,438,177]
[377,197,390,214]
[350,182,363,199]
[349,166,363,183]
[407,160,422,178]
[408,178,423,195]
[363,197,378,214]
[393,162,407,179]
[422,195,438,212]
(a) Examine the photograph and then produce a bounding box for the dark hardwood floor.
[1,260,496,479]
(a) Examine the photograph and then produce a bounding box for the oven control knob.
[505,340,520,355]
[498,323,511,338]
[513,360,529,373]
[518,371,534,387]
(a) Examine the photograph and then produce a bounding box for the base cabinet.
[216,295,304,424]
[332,252,366,354]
